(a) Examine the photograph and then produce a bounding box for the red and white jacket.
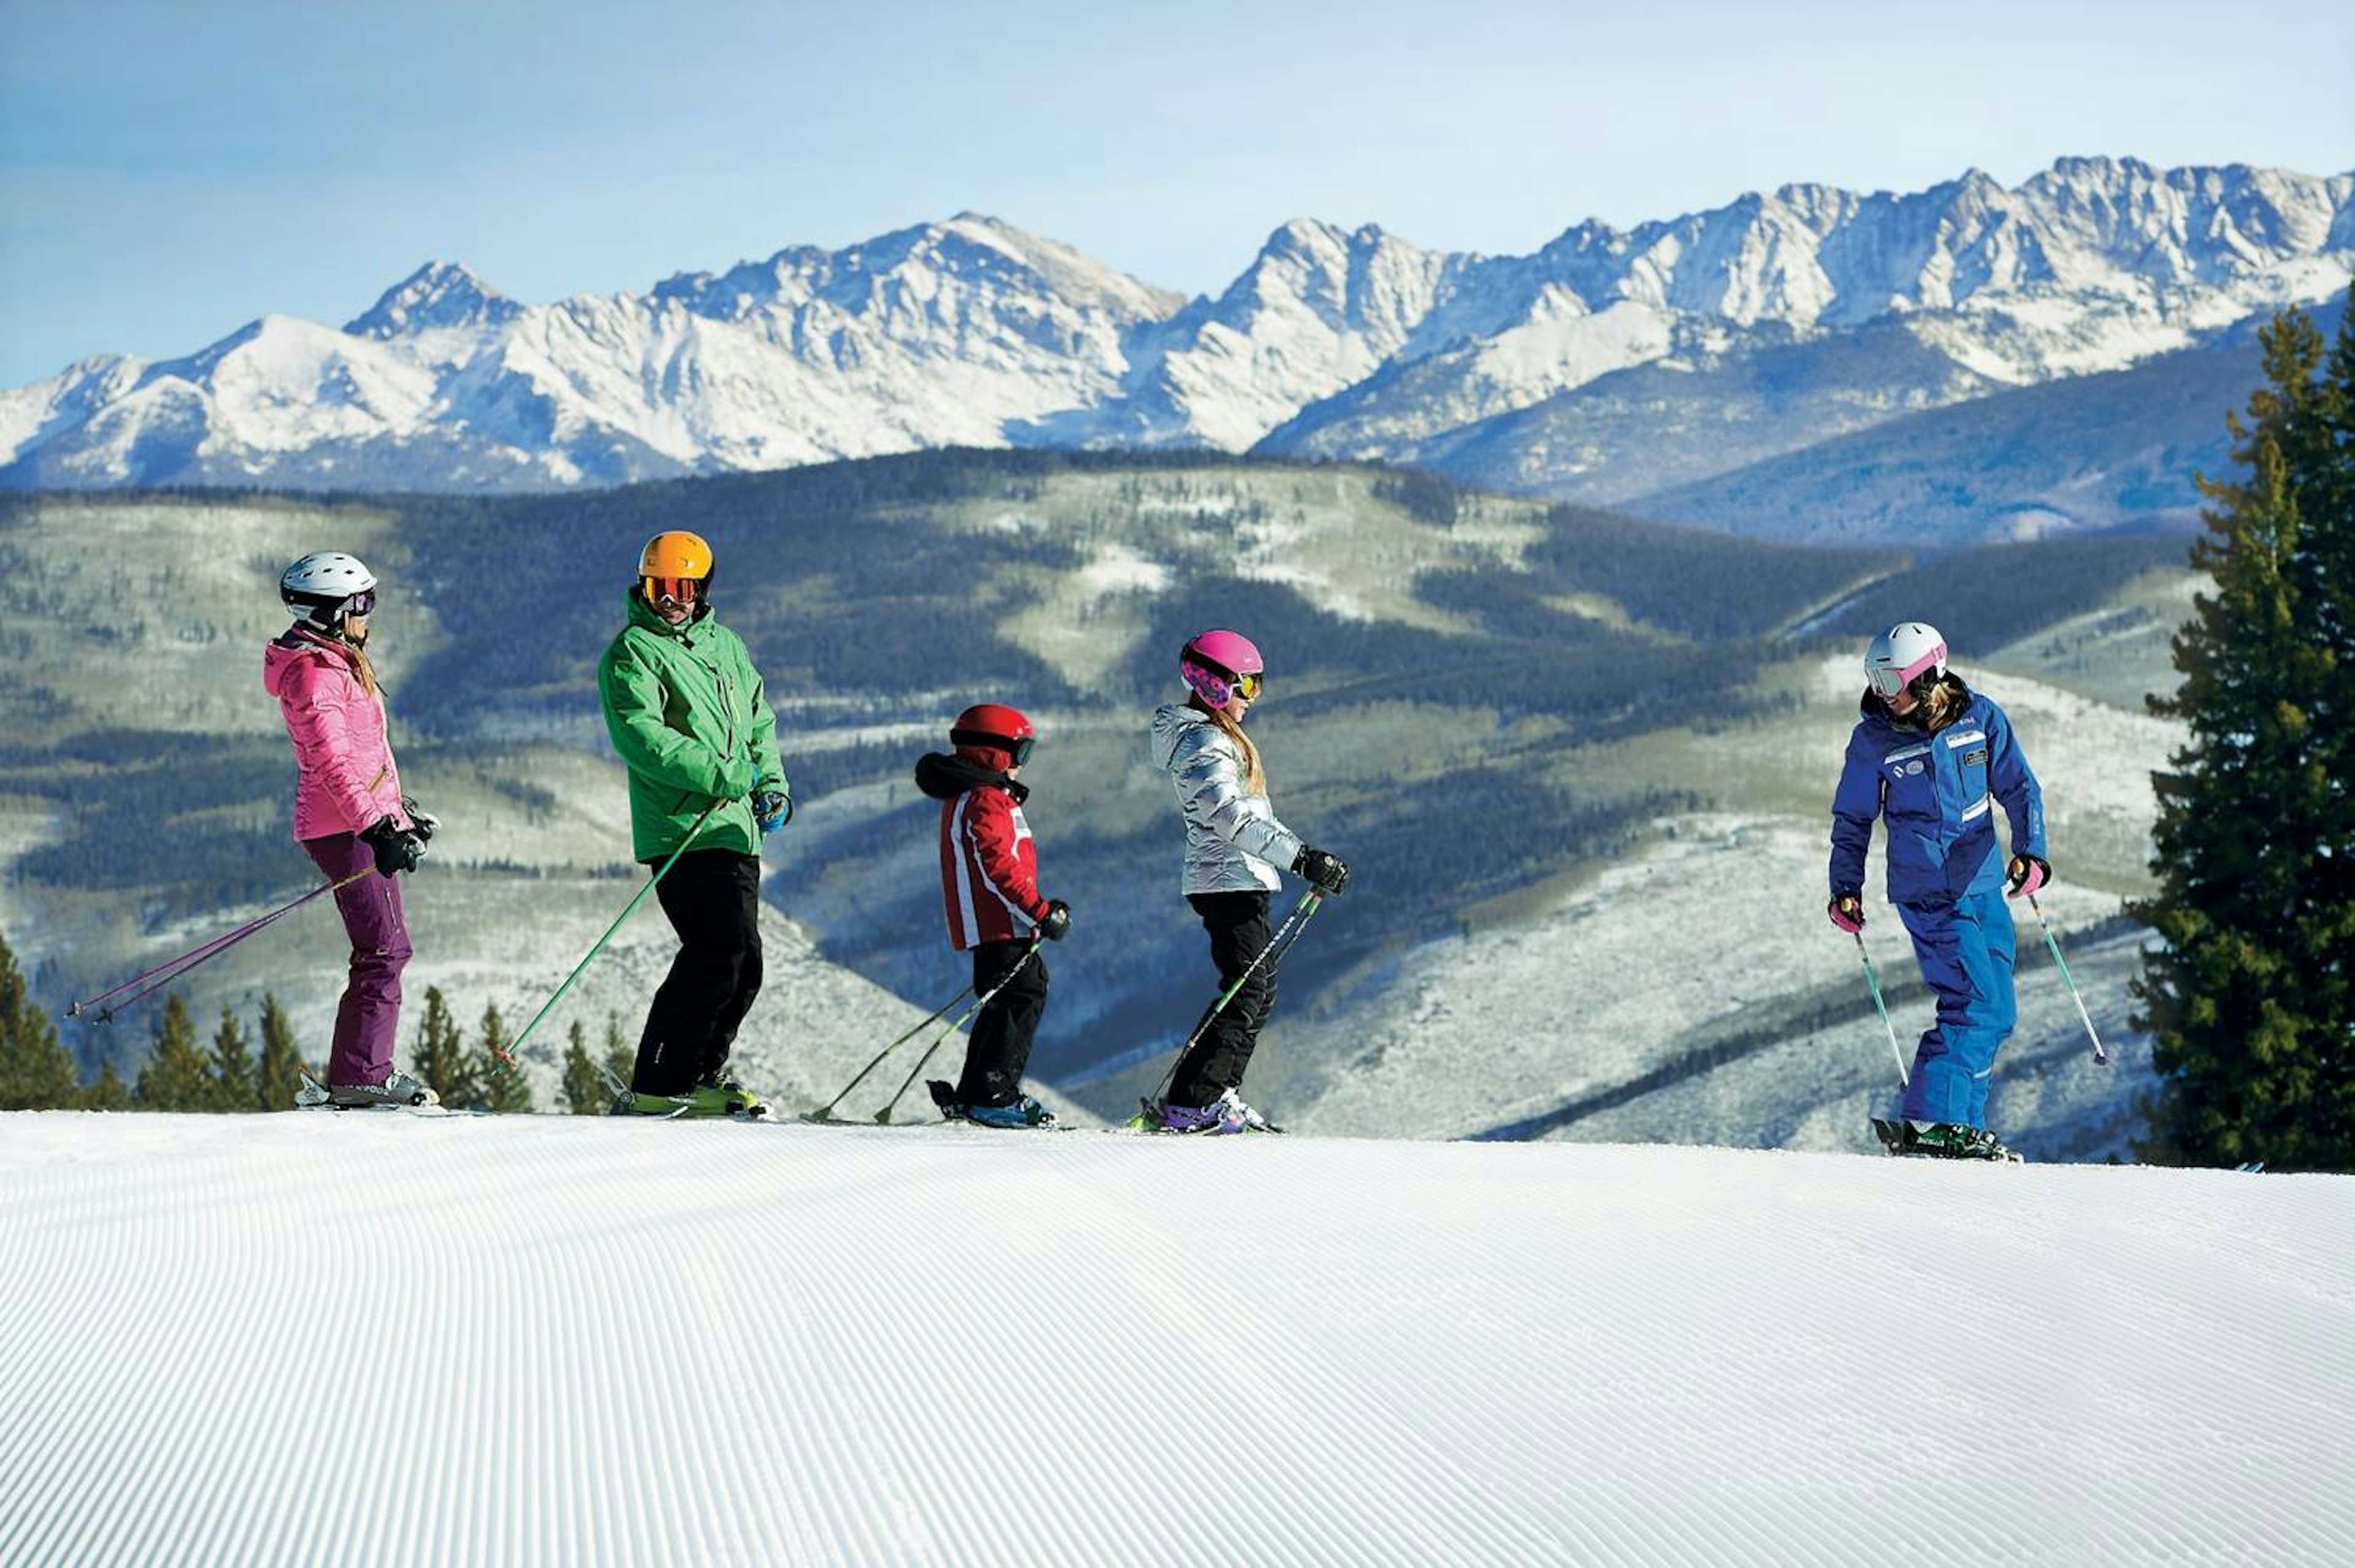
[915,749,1050,950]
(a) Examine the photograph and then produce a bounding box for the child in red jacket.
[911,703,1070,1128]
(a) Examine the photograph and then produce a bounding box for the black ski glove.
[400,794,439,844]
[1037,899,1071,941]
[1293,846,1350,896]
[361,815,426,878]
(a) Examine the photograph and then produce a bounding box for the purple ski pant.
[302,833,413,1087]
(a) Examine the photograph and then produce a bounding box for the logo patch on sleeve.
[1964,748,1988,767]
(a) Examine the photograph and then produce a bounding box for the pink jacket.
[263,629,409,841]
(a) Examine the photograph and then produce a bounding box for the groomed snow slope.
[2,1117,2349,1566]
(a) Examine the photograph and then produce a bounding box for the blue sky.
[2,0,2349,386]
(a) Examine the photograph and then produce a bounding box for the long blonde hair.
[1924,675,1961,731]
[316,623,379,698]
[1193,694,1266,795]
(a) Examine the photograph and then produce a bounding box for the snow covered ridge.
[2,1118,2349,1566]
[2,158,2350,495]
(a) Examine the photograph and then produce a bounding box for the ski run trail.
[1,1114,2349,1567]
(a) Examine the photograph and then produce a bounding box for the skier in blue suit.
[1827,622,2050,1160]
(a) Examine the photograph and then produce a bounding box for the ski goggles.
[952,731,1035,766]
[1867,647,1943,700]
[645,575,705,606]
[343,589,377,618]
[1233,671,1263,700]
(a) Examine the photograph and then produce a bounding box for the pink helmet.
[1181,629,1264,712]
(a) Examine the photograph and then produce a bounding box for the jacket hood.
[262,626,347,698]
[1151,702,1215,768]
[623,586,716,640]
[1859,670,1974,730]
[914,751,1029,803]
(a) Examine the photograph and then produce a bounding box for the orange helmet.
[638,530,714,610]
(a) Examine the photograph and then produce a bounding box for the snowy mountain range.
[4,158,2351,527]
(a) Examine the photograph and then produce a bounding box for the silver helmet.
[279,552,378,629]
[1864,621,1947,704]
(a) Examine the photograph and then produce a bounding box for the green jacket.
[597,591,787,862]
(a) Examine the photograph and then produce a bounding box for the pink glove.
[2005,854,2050,899]
[1827,892,1864,934]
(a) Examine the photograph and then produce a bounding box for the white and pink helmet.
[1864,621,1947,704]
[1180,628,1265,712]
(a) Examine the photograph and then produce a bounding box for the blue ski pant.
[1895,885,2016,1128]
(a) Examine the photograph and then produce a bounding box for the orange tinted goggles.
[645,575,704,605]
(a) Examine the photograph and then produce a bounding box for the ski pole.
[1146,890,1323,1106]
[2026,893,2108,1065]
[801,978,979,1123]
[875,935,1045,1125]
[1850,930,1910,1089]
[504,799,726,1066]
[69,868,377,1023]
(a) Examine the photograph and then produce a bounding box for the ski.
[1124,1097,1286,1136]
[293,1069,475,1115]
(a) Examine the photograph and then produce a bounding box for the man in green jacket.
[597,529,790,1117]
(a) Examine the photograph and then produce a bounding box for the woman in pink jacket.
[263,553,437,1108]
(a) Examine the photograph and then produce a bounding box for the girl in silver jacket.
[1146,628,1350,1133]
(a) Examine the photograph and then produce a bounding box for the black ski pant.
[633,849,762,1096]
[1170,890,1276,1108]
[955,939,1049,1107]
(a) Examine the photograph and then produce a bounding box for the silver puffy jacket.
[1151,703,1304,895]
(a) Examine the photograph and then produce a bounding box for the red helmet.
[951,703,1035,765]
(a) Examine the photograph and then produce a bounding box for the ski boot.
[1884,1119,2021,1162]
[925,1080,1057,1128]
[962,1095,1058,1130]
[317,1069,439,1110]
[693,1071,768,1119]
[1146,1088,1281,1136]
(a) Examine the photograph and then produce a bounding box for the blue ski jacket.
[1829,676,2046,908]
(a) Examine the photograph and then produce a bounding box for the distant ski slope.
[1,1116,2348,1565]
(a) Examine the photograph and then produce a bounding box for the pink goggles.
[1869,644,1945,699]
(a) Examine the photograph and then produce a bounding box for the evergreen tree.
[603,1010,634,1092]
[561,1020,608,1114]
[255,993,303,1111]
[1,927,80,1110]
[81,1055,131,1111]
[210,1006,256,1112]
[2135,291,2355,1172]
[136,994,216,1112]
[412,987,479,1107]
[477,1002,535,1114]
